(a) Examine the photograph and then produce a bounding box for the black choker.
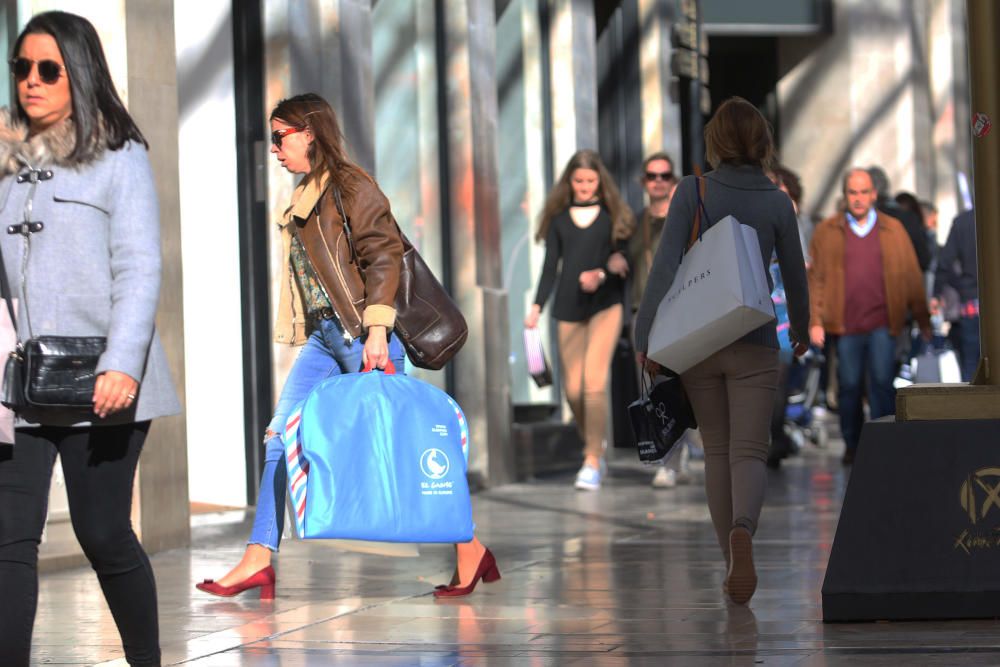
[571,198,601,207]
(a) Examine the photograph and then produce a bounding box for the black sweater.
[533,207,626,322]
[934,209,978,303]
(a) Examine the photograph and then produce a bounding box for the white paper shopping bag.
[647,216,775,373]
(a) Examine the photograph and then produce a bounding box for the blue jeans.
[836,327,896,453]
[249,318,406,551]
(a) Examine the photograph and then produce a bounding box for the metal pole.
[966,0,1000,385]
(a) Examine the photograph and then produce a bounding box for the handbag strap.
[686,174,709,252]
[331,186,359,266]
[642,209,653,270]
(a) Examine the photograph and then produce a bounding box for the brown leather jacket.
[808,211,930,337]
[274,173,401,345]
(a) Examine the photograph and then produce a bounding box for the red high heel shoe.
[433,548,501,598]
[196,565,275,600]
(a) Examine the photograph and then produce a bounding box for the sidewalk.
[32,423,1000,666]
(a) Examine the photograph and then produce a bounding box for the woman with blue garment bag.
[195,93,499,600]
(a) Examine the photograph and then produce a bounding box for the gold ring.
[127,393,136,400]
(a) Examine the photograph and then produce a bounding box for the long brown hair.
[703,97,776,170]
[270,93,369,201]
[536,149,634,242]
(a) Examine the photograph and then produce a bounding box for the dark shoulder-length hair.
[12,11,147,155]
[536,149,634,242]
[270,93,370,202]
[703,97,774,170]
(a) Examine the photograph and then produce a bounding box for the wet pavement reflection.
[33,421,1000,665]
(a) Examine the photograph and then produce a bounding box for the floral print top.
[289,227,333,315]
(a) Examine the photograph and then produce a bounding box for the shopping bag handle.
[686,169,709,252]
[362,359,397,374]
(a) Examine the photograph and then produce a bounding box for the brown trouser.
[557,304,623,459]
[681,342,779,559]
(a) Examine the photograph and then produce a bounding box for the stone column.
[373,0,447,384]
[498,0,556,408]
[547,0,598,175]
[638,0,683,170]
[287,0,375,172]
[124,0,190,554]
[440,0,514,484]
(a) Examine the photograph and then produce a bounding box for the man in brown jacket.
[809,169,931,464]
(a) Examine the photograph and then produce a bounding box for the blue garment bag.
[284,363,474,543]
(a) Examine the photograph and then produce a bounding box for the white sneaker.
[574,464,602,491]
[652,466,677,488]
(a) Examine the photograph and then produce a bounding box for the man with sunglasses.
[629,152,677,310]
[627,152,695,488]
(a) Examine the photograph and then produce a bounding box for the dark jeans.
[837,328,896,453]
[0,422,158,667]
[951,316,981,382]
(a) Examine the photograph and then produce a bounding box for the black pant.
[0,422,159,667]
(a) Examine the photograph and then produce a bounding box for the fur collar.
[0,108,106,175]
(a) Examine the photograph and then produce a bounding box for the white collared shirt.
[846,208,877,238]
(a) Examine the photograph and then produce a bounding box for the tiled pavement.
[30,421,1000,666]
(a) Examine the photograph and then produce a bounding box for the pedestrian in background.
[628,151,694,489]
[525,149,634,491]
[0,11,181,667]
[868,166,931,272]
[934,209,979,381]
[809,169,930,465]
[634,97,810,605]
[765,163,806,468]
[770,164,812,266]
[197,93,498,601]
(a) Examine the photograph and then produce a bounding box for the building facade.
[4,0,972,565]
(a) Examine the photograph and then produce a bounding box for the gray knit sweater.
[634,163,810,355]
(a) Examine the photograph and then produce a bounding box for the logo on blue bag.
[420,448,450,480]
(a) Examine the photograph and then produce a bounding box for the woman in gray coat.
[0,12,179,667]
[634,98,809,606]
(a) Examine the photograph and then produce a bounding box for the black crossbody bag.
[0,164,105,410]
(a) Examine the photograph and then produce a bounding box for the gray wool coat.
[0,111,180,426]
[634,163,811,356]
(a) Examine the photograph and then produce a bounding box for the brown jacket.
[808,211,930,337]
[274,173,402,345]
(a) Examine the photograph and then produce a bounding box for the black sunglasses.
[644,171,673,182]
[9,57,65,85]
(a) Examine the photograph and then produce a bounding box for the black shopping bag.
[628,373,697,463]
[611,332,640,448]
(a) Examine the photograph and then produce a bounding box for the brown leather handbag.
[333,188,468,370]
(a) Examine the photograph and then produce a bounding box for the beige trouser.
[557,304,623,459]
[681,342,779,560]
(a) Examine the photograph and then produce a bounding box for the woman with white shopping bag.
[634,98,810,605]
[525,150,635,491]
[196,94,498,600]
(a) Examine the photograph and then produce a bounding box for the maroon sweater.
[843,228,889,334]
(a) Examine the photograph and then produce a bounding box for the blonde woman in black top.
[525,149,635,490]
